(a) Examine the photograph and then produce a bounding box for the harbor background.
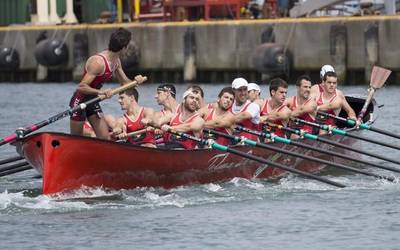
[1,82,400,249]
[1,1,400,249]
[1,0,400,84]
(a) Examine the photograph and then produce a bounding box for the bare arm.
[291,100,317,118]
[114,59,132,85]
[316,97,342,112]
[261,107,291,123]
[77,56,109,96]
[233,111,252,124]
[340,93,356,120]
[204,113,236,129]
[171,116,205,133]
[151,113,173,128]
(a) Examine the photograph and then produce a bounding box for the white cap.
[231,77,248,89]
[320,65,335,78]
[248,83,260,92]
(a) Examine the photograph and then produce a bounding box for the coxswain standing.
[69,27,145,139]
[287,75,317,137]
[310,71,357,134]
[113,88,156,148]
[259,78,291,138]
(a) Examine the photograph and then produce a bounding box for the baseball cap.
[248,83,260,92]
[320,65,335,78]
[231,78,248,89]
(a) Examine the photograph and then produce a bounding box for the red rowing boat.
[17,131,357,194]
[16,96,373,194]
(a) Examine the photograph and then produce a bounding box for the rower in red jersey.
[248,82,264,109]
[260,78,291,138]
[287,75,317,138]
[310,70,356,135]
[154,84,178,117]
[154,89,204,149]
[113,88,156,148]
[69,28,145,140]
[230,78,261,141]
[203,87,235,145]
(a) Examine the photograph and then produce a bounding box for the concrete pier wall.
[0,16,399,83]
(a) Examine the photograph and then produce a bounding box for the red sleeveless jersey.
[260,99,287,138]
[85,54,117,89]
[204,109,232,145]
[316,84,338,126]
[289,96,315,133]
[125,108,156,145]
[166,113,201,149]
[230,101,259,141]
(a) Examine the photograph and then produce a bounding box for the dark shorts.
[69,92,103,122]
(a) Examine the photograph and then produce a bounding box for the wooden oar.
[127,128,148,138]
[167,129,346,188]
[116,128,148,143]
[293,118,400,151]
[0,77,147,147]
[265,123,400,174]
[205,128,395,182]
[357,66,391,123]
[318,111,400,140]
[0,155,24,165]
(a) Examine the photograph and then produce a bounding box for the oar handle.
[126,128,148,138]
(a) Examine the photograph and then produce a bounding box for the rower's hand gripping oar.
[167,128,345,188]
[115,128,148,143]
[293,118,400,151]
[357,66,391,123]
[265,123,400,174]
[318,111,400,140]
[0,77,147,146]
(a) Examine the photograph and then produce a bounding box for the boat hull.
[20,132,359,194]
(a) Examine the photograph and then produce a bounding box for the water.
[0,83,400,249]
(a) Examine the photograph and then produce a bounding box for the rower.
[203,87,235,145]
[230,78,261,141]
[260,78,291,138]
[113,88,156,148]
[287,75,317,138]
[155,89,205,149]
[248,82,264,108]
[188,84,207,109]
[154,84,178,117]
[310,71,357,134]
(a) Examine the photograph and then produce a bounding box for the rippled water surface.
[0,83,399,249]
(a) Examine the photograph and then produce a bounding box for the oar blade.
[370,66,391,89]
